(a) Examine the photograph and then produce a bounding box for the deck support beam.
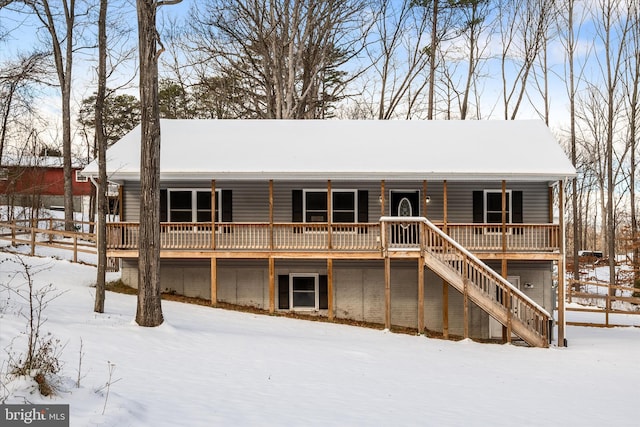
[442,279,449,339]
[269,257,275,313]
[210,256,217,306]
[418,256,424,334]
[327,258,334,321]
[385,256,391,330]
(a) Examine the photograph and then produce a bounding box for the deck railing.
[106,222,383,251]
[105,221,559,254]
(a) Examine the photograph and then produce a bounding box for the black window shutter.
[292,190,303,222]
[221,190,232,222]
[357,190,368,223]
[473,191,483,223]
[278,275,289,309]
[160,189,167,222]
[319,275,328,309]
[512,191,523,223]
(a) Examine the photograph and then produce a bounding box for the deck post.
[385,256,391,330]
[443,180,448,233]
[269,257,275,313]
[211,180,216,250]
[463,256,469,339]
[418,255,424,334]
[327,180,332,250]
[502,180,507,253]
[210,256,217,306]
[502,259,509,343]
[118,185,123,219]
[380,180,385,218]
[422,180,427,218]
[269,180,274,250]
[442,279,449,339]
[327,258,334,321]
[558,180,566,346]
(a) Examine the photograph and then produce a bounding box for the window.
[167,189,213,222]
[484,190,511,223]
[160,189,232,223]
[0,168,8,181]
[75,170,88,182]
[472,189,523,234]
[290,274,318,309]
[332,191,356,222]
[302,189,357,223]
[278,274,328,310]
[305,190,328,222]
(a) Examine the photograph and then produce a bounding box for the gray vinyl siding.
[124,181,549,224]
[121,179,552,224]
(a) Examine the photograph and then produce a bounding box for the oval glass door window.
[398,197,412,217]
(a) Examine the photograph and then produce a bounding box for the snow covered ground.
[1,248,639,426]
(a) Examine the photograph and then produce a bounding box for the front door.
[390,191,420,217]
[389,190,420,246]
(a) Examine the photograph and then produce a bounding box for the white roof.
[82,119,575,182]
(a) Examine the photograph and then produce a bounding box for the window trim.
[289,273,319,311]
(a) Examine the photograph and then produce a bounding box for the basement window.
[278,274,328,311]
[290,273,319,310]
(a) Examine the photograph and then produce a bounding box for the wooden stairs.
[383,217,552,348]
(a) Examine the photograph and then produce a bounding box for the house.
[0,155,93,214]
[82,119,576,347]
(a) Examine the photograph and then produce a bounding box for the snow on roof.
[82,119,576,182]
[2,155,84,169]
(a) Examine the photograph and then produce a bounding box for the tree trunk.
[94,0,108,313]
[135,0,163,327]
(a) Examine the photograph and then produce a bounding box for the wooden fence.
[566,278,640,327]
[0,218,117,270]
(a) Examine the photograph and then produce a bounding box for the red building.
[0,156,92,212]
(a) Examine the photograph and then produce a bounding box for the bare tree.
[135,0,182,327]
[498,0,557,120]
[189,0,368,119]
[558,0,588,281]
[594,0,633,293]
[24,0,79,231]
[437,0,494,120]
[362,0,431,120]
[0,51,47,166]
[623,1,639,293]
